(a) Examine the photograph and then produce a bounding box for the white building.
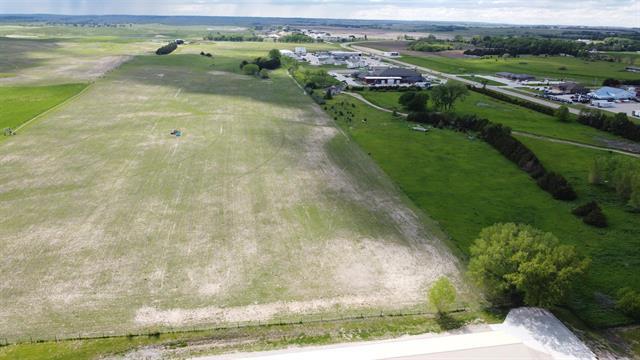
[383,51,400,57]
[294,47,307,55]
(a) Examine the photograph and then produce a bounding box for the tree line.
[407,36,453,52]
[203,33,263,42]
[578,109,640,143]
[278,33,315,43]
[155,41,177,55]
[465,36,587,57]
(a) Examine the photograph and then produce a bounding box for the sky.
[0,0,638,27]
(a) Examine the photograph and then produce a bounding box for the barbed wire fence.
[0,307,472,347]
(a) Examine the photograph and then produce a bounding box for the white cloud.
[0,0,638,27]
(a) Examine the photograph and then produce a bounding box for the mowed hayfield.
[0,43,467,341]
[324,94,640,327]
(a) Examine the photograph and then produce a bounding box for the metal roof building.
[589,86,636,100]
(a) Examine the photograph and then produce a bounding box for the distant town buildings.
[496,72,536,81]
[550,82,587,95]
[355,67,428,87]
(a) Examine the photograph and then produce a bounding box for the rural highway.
[343,43,583,115]
[341,91,640,158]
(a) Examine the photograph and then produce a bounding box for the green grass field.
[324,94,640,327]
[399,54,640,85]
[0,310,498,360]
[0,84,86,130]
[0,40,467,342]
[356,89,629,147]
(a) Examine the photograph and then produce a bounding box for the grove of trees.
[155,41,177,55]
[240,49,282,76]
[468,223,590,307]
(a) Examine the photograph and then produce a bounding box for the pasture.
[0,41,465,341]
[357,89,631,147]
[325,94,640,327]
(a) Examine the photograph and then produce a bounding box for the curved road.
[342,92,640,158]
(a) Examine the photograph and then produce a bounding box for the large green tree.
[468,223,589,307]
[398,91,429,112]
[431,82,469,112]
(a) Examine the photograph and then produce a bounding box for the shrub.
[555,106,570,122]
[242,63,259,75]
[428,277,456,313]
[583,207,608,228]
[616,287,640,320]
[572,201,599,217]
[259,69,269,79]
[588,156,640,210]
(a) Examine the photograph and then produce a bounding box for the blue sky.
[0,0,638,27]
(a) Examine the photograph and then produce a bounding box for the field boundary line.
[341,91,640,158]
[13,82,95,133]
[0,308,471,346]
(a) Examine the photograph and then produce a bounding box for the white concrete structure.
[294,47,307,55]
[196,308,594,360]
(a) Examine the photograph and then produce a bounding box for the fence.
[0,307,470,347]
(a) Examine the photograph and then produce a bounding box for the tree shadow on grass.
[436,312,464,331]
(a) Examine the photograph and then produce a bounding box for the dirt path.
[342,92,640,158]
[512,131,640,158]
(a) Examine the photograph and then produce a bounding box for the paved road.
[194,307,593,359]
[344,43,582,116]
[341,91,640,158]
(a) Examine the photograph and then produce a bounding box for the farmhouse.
[356,67,427,86]
[550,82,587,95]
[589,86,637,101]
[496,72,536,81]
